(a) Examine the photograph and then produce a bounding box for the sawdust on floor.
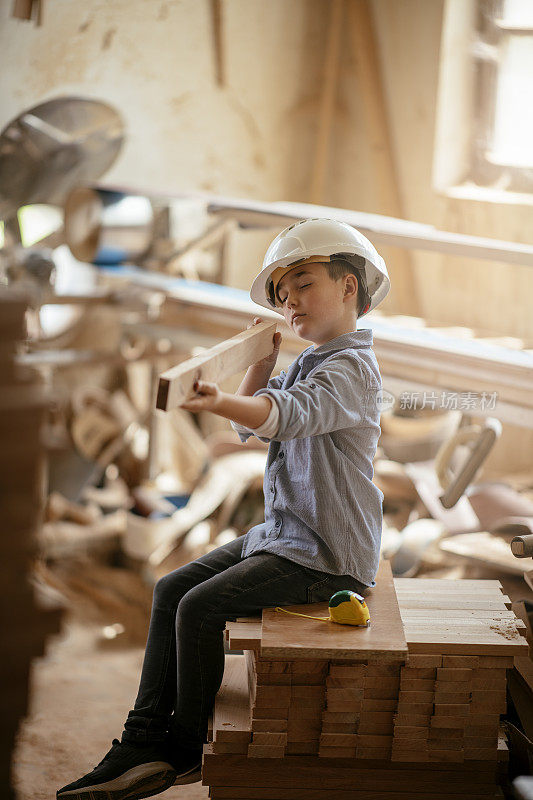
[11,614,209,800]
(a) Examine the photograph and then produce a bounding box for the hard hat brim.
[250,246,390,318]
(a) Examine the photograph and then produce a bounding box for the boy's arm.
[217,391,273,429]
[253,352,379,441]
[235,364,274,398]
[229,364,279,440]
[180,318,284,440]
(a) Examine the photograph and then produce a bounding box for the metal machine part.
[0,96,125,220]
[64,187,154,264]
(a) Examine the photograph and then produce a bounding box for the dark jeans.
[121,535,367,749]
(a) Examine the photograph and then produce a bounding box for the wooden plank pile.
[202,562,529,800]
[0,289,64,799]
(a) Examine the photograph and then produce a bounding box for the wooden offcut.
[212,655,251,751]
[156,320,277,411]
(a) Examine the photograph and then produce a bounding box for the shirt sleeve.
[264,369,287,391]
[229,370,286,443]
[253,353,378,441]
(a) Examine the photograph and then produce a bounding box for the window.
[433,0,533,201]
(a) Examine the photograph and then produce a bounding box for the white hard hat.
[250,217,390,318]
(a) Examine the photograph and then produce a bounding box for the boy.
[57,218,389,800]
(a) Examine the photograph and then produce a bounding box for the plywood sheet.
[261,561,408,662]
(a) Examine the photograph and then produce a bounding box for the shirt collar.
[297,329,373,365]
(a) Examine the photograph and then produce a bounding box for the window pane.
[488,34,533,167]
[501,0,533,27]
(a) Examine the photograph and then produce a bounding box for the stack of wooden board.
[0,289,64,799]
[390,578,520,764]
[202,561,529,799]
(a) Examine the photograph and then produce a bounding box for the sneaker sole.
[57,762,177,800]
[173,763,202,786]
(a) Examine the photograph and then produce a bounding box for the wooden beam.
[12,0,34,20]
[309,0,343,204]
[96,183,533,266]
[155,319,276,412]
[211,0,225,87]
[346,0,420,316]
[207,195,533,266]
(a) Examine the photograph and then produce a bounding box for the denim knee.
[175,584,217,633]
[152,570,191,610]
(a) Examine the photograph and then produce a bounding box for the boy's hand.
[248,317,282,371]
[180,380,222,413]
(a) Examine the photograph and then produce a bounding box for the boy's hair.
[325,257,370,317]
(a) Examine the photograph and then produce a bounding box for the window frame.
[433,0,533,203]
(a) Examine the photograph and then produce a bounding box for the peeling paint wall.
[0,0,326,199]
[1,0,531,469]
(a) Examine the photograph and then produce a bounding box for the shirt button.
[279,452,284,459]
[275,520,281,528]
[270,486,275,493]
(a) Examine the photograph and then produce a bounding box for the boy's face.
[275,262,358,347]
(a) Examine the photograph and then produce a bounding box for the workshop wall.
[0,0,323,199]
[1,0,531,471]
[1,0,530,337]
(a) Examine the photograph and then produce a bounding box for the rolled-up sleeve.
[254,354,376,441]
[229,369,286,443]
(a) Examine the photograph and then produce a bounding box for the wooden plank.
[206,194,533,266]
[251,732,288,747]
[394,579,504,592]
[226,620,261,650]
[202,744,502,789]
[156,320,276,411]
[399,609,517,619]
[251,719,288,733]
[254,685,291,707]
[407,654,443,668]
[210,790,503,800]
[261,561,408,661]
[213,654,252,744]
[405,635,529,656]
[247,743,285,758]
[437,668,473,681]
[252,706,290,720]
[399,599,512,610]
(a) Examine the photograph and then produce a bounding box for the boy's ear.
[344,273,359,296]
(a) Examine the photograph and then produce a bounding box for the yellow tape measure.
[275,590,370,627]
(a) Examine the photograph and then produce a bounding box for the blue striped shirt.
[231,329,383,588]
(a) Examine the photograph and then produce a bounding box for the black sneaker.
[168,744,202,786]
[56,737,177,800]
